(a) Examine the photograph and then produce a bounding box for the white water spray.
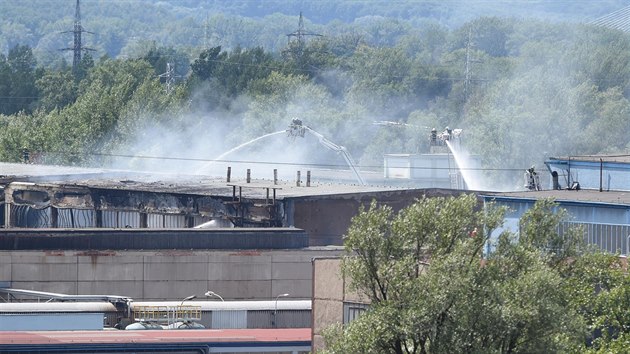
[445,140,483,190]
[215,131,287,161]
[198,130,287,174]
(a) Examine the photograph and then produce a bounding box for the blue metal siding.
[486,198,630,225]
[546,160,630,191]
[484,197,630,256]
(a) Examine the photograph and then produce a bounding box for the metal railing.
[133,305,201,326]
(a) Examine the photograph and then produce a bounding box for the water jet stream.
[445,140,481,190]
[199,130,287,174]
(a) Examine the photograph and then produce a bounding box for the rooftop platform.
[482,189,630,206]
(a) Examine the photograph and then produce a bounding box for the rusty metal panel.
[12,190,50,208]
[52,191,94,209]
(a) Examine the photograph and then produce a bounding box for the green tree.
[1,45,40,115]
[0,54,10,114]
[562,251,630,352]
[35,69,77,111]
[42,58,158,165]
[74,53,95,83]
[323,196,586,353]
[214,46,277,97]
[143,46,189,78]
[190,46,226,81]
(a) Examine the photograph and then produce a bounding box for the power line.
[31,149,531,172]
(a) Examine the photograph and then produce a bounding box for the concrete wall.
[290,189,464,246]
[311,257,369,352]
[0,248,342,302]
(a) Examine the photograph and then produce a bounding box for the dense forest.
[1,0,630,189]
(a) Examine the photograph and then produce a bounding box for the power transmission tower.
[61,0,95,74]
[158,63,182,94]
[464,27,482,100]
[284,12,322,60]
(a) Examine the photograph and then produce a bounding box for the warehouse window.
[343,302,369,324]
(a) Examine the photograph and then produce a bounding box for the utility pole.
[62,0,94,75]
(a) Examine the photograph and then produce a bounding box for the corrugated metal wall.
[11,205,51,228]
[57,209,95,228]
[561,221,630,255]
[211,310,247,329]
[201,310,311,329]
[8,206,190,229]
[102,210,140,228]
[247,310,311,329]
[147,214,186,228]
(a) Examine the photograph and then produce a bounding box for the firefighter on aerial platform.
[525,166,542,191]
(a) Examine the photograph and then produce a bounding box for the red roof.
[0,328,311,345]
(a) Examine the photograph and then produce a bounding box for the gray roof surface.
[483,189,630,206]
[68,176,407,199]
[0,162,121,180]
[0,162,407,199]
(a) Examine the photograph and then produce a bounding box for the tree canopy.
[322,196,630,353]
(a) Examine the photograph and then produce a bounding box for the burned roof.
[0,162,125,183]
[0,162,406,200]
[482,189,630,206]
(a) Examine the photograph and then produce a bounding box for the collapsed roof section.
[0,162,404,230]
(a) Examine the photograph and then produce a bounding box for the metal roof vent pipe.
[273,169,278,185]
[599,158,604,192]
[227,166,231,182]
[552,171,561,190]
[296,171,301,187]
[247,169,251,183]
[307,171,311,187]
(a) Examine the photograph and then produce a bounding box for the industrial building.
[383,127,482,190]
[0,161,461,310]
[0,162,457,246]
[4,150,630,354]
[481,188,630,255]
[311,257,370,352]
[545,155,630,191]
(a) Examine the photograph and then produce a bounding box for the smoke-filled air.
[1,0,630,190]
